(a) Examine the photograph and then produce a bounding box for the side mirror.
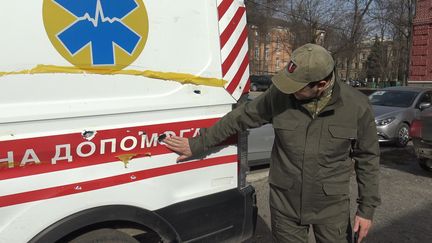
[419,102,432,111]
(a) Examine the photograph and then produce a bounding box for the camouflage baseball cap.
[272,43,335,94]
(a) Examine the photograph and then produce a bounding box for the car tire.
[68,228,140,243]
[250,83,258,92]
[395,123,410,147]
[418,158,432,172]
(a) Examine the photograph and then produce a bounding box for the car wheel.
[418,158,432,172]
[395,123,409,147]
[68,228,140,243]
[250,83,258,91]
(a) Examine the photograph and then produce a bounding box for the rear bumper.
[156,186,257,242]
[412,138,432,159]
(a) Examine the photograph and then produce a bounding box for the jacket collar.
[320,80,344,114]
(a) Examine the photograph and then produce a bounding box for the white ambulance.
[0,0,256,242]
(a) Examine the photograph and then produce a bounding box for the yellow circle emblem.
[43,0,148,72]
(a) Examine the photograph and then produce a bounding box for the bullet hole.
[82,130,97,141]
[158,134,167,143]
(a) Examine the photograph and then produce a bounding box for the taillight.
[410,119,422,138]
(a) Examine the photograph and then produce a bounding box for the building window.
[255,48,259,59]
[276,58,280,69]
[265,47,269,60]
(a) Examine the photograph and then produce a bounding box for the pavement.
[244,143,432,243]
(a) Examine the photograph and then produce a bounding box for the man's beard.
[293,89,321,102]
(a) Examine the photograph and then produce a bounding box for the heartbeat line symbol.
[77,0,121,27]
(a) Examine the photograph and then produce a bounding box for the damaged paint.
[81,130,97,141]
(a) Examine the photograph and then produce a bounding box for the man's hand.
[163,136,192,162]
[353,215,372,243]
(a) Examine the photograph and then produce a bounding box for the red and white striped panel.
[0,118,238,208]
[218,0,250,100]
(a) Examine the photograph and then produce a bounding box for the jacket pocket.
[328,125,357,140]
[322,183,350,196]
[319,125,357,166]
[272,120,301,152]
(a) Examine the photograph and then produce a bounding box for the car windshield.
[369,90,419,108]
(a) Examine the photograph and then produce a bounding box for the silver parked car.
[247,92,274,166]
[369,86,432,147]
[248,123,274,166]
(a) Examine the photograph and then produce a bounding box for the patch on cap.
[287,61,297,73]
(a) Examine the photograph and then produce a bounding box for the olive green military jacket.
[189,81,381,224]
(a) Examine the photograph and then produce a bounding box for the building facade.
[248,24,292,75]
[409,0,432,85]
[336,39,399,87]
[336,44,371,83]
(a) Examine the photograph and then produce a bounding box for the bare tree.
[270,0,345,48]
[246,0,282,74]
[247,0,386,83]
[256,0,374,81]
[329,0,374,81]
[370,0,415,85]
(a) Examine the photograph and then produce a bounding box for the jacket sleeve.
[189,86,276,155]
[353,101,381,219]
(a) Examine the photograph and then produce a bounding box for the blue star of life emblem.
[54,0,141,66]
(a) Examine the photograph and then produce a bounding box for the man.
[164,43,380,243]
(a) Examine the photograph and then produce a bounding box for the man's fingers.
[353,217,360,232]
[163,137,180,145]
[177,155,189,162]
[164,136,187,146]
[164,142,179,152]
[353,215,372,243]
[162,135,192,161]
[358,223,370,243]
[358,227,369,243]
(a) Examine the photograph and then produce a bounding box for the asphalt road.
[244,143,432,243]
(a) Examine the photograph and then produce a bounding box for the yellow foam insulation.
[0,64,227,87]
[116,154,138,168]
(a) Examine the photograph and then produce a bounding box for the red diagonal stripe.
[218,0,234,20]
[0,155,237,208]
[220,7,246,49]
[243,78,251,94]
[226,52,249,94]
[221,26,248,76]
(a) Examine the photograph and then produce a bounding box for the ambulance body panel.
[0,0,255,242]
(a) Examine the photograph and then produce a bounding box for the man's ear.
[317,80,328,89]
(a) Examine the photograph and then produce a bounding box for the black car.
[250,75,272,91]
